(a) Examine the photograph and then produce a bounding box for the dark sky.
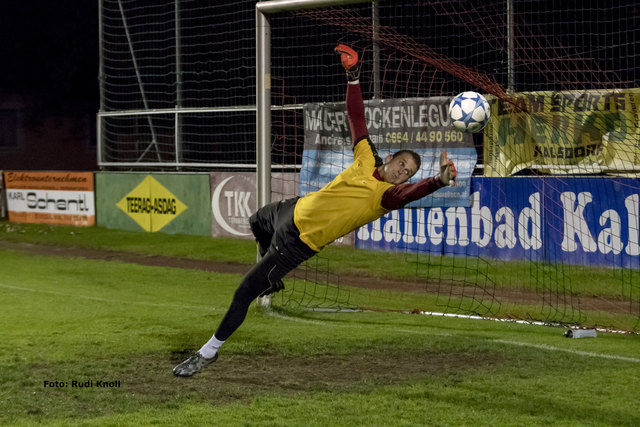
[0,2,98,112]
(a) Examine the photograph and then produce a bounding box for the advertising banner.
[209,172,298,239]
[484,89,640,176]
[356,177,640,269]
[3,171,94,226]
[302,97,477,207]
[96,173,211,235]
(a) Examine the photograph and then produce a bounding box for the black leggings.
[214,198,317,341]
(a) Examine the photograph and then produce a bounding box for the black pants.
[214,198,317,341]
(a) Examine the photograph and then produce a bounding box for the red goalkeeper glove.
[335,44,360,81]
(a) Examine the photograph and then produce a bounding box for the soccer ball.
[448,91,491,133]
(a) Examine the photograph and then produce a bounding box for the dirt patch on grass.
[10,347,503,422]
[143,347,501,405]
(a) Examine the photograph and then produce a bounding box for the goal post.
[254,0,640,332]
[255,0,373,307]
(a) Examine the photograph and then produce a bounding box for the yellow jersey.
[294,138,394,251]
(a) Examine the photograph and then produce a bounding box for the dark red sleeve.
[346,82,367,148]
[381,177,446,210]
[346,82,383,166]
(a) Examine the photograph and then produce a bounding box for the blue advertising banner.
[356,177,640,269]
[301,98,477,207]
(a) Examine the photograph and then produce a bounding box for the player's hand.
[438,151,457,186]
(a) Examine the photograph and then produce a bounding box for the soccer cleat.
[173,351,218,377]
[335,44,360,81]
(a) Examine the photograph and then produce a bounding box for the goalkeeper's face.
[380,152,418,185]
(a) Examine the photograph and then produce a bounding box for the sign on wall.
[115,175,188,232]
[96,173,212,236]
[3,171,94,226]
[356,177,640,269]
[209,172,297,239]
[484,89,640,176]
[302,97,477,207]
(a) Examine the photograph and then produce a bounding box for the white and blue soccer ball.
[448,91,491,133]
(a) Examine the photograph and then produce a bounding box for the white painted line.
[269,310,640,364]
[413,310,632,335]
[0,283,221,312]
[492,339,640,364]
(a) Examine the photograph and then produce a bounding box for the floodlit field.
[1,222,639,426]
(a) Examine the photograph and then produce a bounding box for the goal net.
[99,1,258,169]
[260,1,640,332]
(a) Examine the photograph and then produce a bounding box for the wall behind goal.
[357,176,640,270]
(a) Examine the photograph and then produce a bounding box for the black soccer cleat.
[173,351,218,377]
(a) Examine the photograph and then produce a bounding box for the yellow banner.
[116,175,187,232]
[483,89,640,176]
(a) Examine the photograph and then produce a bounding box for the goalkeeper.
[173,44,457,377]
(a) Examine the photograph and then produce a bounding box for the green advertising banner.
[96,173,212,236]
[484,89,640,176]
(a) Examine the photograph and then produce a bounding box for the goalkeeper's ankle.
[199,334,225,359]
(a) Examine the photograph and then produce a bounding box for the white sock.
[198,334,225,359]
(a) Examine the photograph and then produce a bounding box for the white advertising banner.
[209,172,297,239]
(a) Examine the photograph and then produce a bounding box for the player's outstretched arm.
[380,151,456,210]
[338,44,381,164]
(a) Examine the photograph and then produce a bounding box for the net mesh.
[266,2,640,332]
[100,1,256,168]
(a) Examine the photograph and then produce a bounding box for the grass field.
[1,222,639,426]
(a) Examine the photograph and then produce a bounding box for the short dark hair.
[392,150,421,171]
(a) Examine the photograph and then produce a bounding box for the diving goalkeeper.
[173,44,457,377]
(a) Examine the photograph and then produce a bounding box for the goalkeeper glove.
[335,44,360,82]
[438,151,457,186]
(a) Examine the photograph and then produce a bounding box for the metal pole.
[175,0,183,169]
[98,0,105,112]
[256,6,272,211]
[372,0,380,98]
[507,0,515,91]
[97,0,105,167]
[257,0,371,14]
[175,0,183,109]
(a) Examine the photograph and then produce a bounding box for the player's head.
[379,150,421,185]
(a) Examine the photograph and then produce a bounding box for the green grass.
[1,222,639,425]
[2,221,635,296]
[0,221,255,264]
[1,221,638,331]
